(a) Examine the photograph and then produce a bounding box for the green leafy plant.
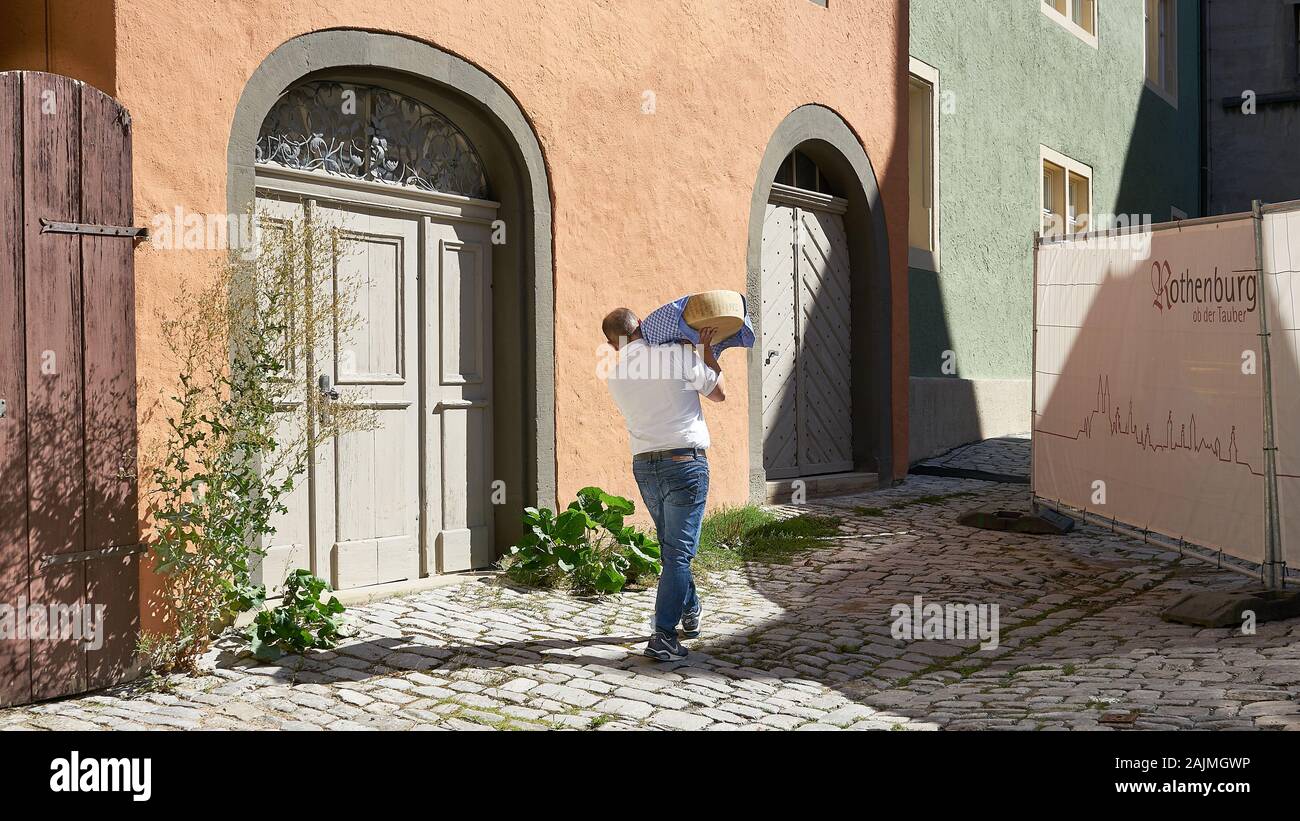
[134,630,185,689]
[503,486,661,594]
[246,569,347,661]
[141,211,372,673]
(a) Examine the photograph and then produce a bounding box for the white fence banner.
[1033,216,1265,563]
[1262,205,1300,570]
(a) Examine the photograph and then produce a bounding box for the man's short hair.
[602,308,639,345]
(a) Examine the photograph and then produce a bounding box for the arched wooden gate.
[0,71,140,706]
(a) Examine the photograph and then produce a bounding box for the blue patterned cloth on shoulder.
[640,294,756,354]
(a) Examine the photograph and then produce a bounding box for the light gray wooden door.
[795,205,853,474]
[254,194,313,594]
[761,187,853,479]
[425,217,494,573]
[256,185,495,591]
[320,203,421,589]
[761,202,799,477]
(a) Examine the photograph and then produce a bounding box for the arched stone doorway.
[745,105,894,502]
[226,31,554,589]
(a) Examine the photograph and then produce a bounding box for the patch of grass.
[855,506,886,517]
[696,506,773,571]
[696,505,842,568]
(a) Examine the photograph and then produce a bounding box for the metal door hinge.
[40,218,148,240]
[42,543,144,567]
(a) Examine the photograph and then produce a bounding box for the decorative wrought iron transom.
[256,81,488,198]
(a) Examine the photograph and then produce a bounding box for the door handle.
[318,374,340,401]
[317,374,339,428]
[764,350,780,365]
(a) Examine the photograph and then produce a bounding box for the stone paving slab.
[3,438,1297,731]
[917,434,1030,478]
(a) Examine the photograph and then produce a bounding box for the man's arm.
[697,327,726,403]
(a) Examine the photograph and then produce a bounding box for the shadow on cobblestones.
[672,477,1300,729]
[5,444,1298,730]
[213,474,1299,730]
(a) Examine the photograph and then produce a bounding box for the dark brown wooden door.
[0,71,139,706]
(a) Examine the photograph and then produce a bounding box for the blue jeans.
[632,453,708,637]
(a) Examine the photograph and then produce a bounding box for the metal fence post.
[1030,231,1040,514]
[1253,200,1285,589]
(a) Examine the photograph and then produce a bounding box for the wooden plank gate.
[0,71,140,706]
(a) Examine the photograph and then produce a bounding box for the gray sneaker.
[680,605,701,638]
[643,631,688,662]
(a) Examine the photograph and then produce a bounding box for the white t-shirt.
[604,339,720,455]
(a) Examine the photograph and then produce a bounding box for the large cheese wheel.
[682,289,746,339]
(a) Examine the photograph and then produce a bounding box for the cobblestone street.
[4,437,1298,731]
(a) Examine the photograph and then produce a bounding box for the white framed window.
[1040,146,1093,237]
[908,57,940,272]
[1042,0,1098,48]
[1144,0,1178,106]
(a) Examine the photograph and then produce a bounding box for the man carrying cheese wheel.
[601,307,727,661]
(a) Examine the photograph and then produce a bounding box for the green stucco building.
[907,0,1202,460]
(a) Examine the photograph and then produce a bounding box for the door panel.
[24,72,87,700]
[0,72,27,705]
[323,204,420,590]
[255,198,312,594]
[440,239,486,385]
[760,199,854,480]
[427,221,493,572]
[796,208,854,475]
[1,72,140,705]
[761,203,799,478]
[256,190,494,590]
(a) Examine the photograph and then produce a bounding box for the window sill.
[1144,78,1179,109]
[1040,4,1098,50]
[909,246,939,272]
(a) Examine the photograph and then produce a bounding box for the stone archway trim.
[745,104,894,501]
[225,28,556,510]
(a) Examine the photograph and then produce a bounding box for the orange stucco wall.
[0,1,117,95]
[10,1,909,623]
[124,0,908,495]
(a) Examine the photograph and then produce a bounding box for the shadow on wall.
[1112,85,1199,223]
[906,42,1202,467]
[906,262,981,463]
